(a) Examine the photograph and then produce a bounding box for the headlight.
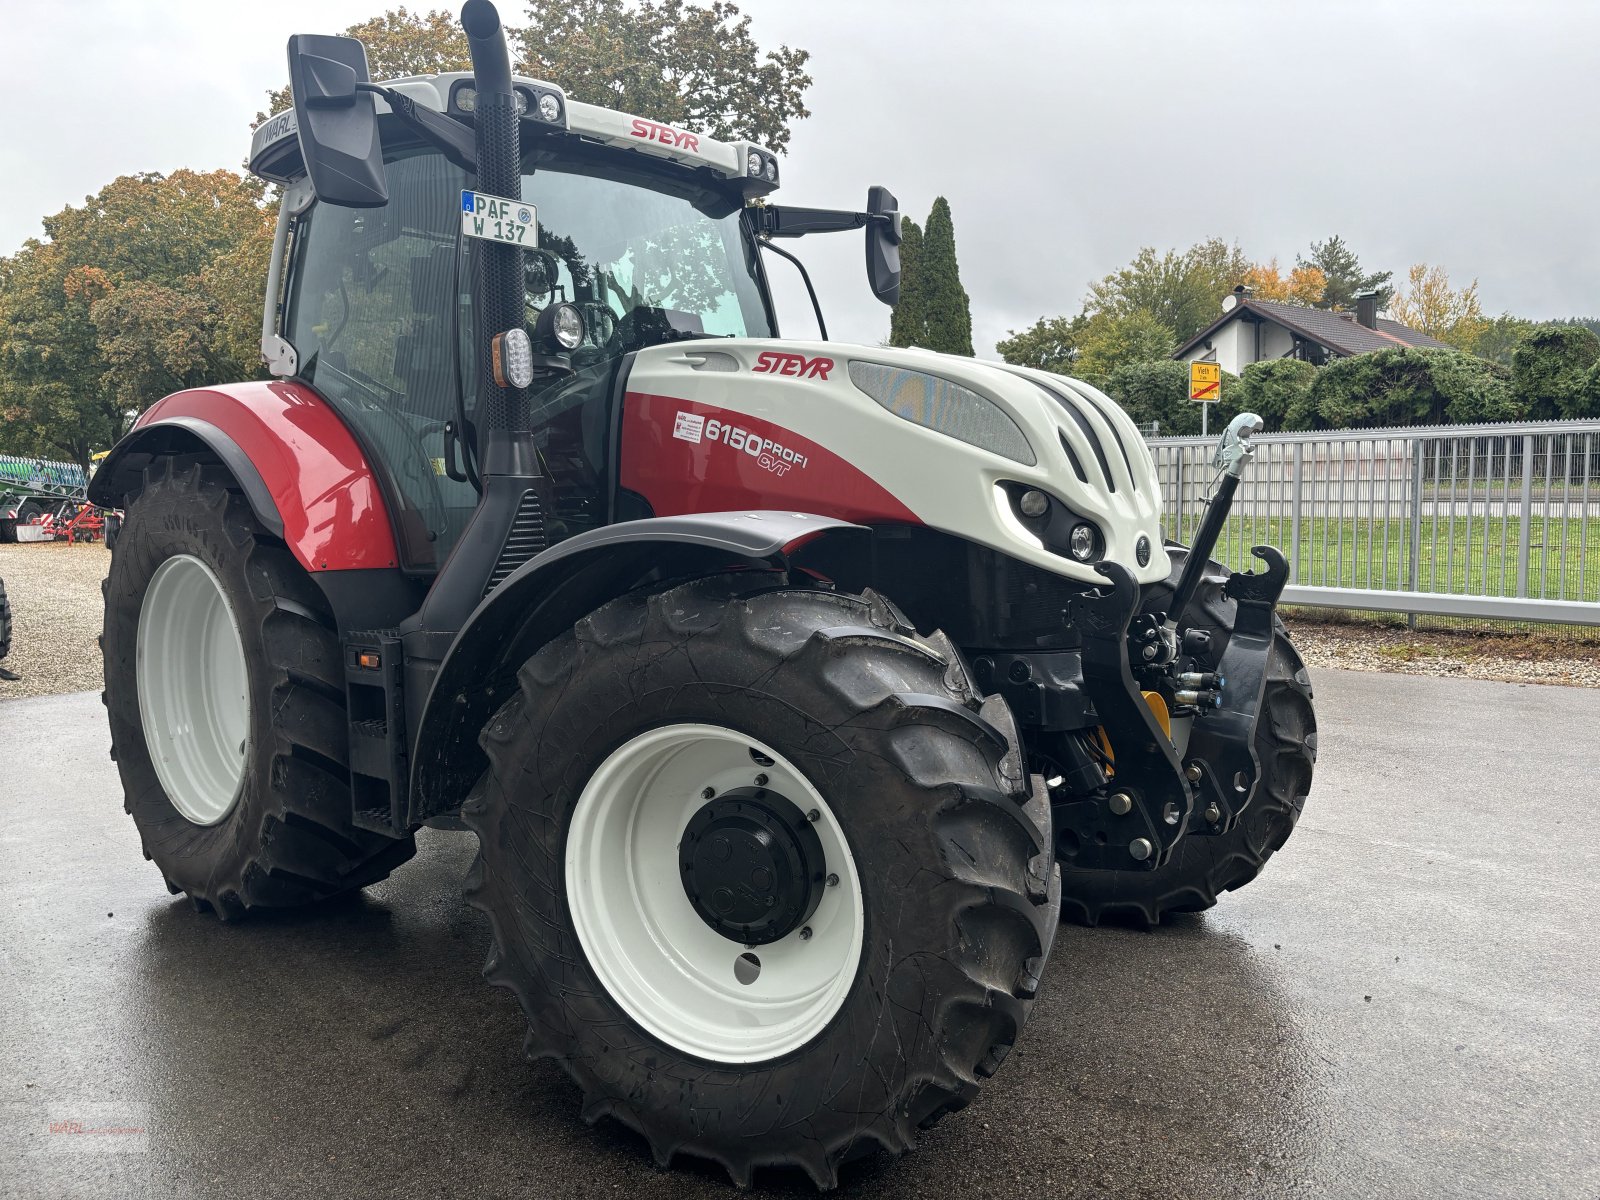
[764,158,778,182]
[1068,523,1097,561]
[848,362,1035,465]
[1018,489,1049,518]
[537,93,561,122]
[534,301,586,352]
[748,151,763,177]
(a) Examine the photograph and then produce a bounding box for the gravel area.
[1,539,1596,699]
[1284,614,1600,688]
[0,542,110,701]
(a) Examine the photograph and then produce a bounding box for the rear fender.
[88,381,399,573]
[407,511,863,822]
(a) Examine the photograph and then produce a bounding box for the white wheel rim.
[136,554,250,825]
[566,724,865,1064]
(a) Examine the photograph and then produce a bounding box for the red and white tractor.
[91,2,1315,1186]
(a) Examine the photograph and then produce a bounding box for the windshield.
[516,152,774,374]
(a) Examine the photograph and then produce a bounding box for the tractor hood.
[621,339,1172,587]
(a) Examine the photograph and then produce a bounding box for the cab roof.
[248,71,780,200]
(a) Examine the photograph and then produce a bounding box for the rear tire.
[0,577,12,662]
[464,575,1059,1187]
[102,460,415,917]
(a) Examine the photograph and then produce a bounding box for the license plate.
[460,190,536,246]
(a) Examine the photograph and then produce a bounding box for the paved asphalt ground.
[2,669,1596,1199]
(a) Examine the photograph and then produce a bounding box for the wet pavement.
[2,670,1596,1198]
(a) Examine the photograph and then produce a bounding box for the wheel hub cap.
[679,787,825,945]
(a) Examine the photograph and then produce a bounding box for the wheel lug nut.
[825,872,839,887]
[798,926,813,941]
[1108,792,1132,816]
[754,773,769,786]
[701,787,715,799]
[805,808,820,823]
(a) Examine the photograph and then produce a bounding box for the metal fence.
[1146,419,1600,626]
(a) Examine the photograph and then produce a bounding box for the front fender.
[407,510,863,821]
[88,381,399,573]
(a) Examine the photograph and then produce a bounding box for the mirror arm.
[358,83,479,174]
[753,204,870,239]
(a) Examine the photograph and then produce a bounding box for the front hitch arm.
[1181,544,1290,836]
[1063,561,1195,870]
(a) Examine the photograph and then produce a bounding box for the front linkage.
[1055,413,1291,871]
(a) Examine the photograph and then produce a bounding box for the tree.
[886,219,925,348]
[918,197,973,356]
[522,0,811,152]
[1099,359,1241,436]
[1308,346,1514,430]
[1086,238,1249,344]
[994,313,1087,373]
[1072,309,1175,380]
[1235,358,1318,430]
[1511,323,1600,419]
[1467,313,1535,367]
[1238,258,1325,306]
[1389,263,1487,352]
[259,2,812,153]
[1297,234,1392,311]
[0,171,271,469]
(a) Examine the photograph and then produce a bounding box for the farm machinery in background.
[0,455,116,544]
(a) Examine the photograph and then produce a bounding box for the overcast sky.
[2,0,1595,356]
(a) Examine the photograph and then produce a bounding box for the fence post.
[1517,434,1535,597]
[1290,442,1304,585]
[1408,438,1424,629]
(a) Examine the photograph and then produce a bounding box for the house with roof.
[1174,286,1449,375]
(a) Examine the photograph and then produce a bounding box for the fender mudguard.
[87,381,399,573]
[407,510,864,820]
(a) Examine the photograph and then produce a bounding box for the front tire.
[464,575,1059,1187]
[102,461,414,917]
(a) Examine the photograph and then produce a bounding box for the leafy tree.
[1388,263,1486,351]
[1099,359,1241,436]
[1235,358,1318,430]
[1511,323,1600,419]
[1297,234,1392,311]
[260,2,812,153]
[918,197,972,356]
[886,218,925,348]
[1072,309,1175,380]
[522,0,811,152]
[1239,258,1325,307]
[1308,346,1514,430]
[994,313,1086,373]
[1086,238,1249,344]
[1467,313,1535,367]
[0,171,271,469]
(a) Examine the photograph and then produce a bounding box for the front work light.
[1068,523,1097,561]
[534,301,586,352]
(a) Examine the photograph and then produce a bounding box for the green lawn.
[1163,514,1600,604]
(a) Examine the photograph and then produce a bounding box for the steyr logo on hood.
[753,351,834,380]
[629,118,700,152]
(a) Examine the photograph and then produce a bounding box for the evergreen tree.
[1297,234,1393,311]
[919,197,974,356]
[886,218,925,348]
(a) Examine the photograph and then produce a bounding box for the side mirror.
[287,34,388,208]
[865,185,902,306]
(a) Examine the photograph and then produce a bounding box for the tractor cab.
[251,74,782,569]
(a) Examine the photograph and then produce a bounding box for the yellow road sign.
[1189,361,1221,402]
